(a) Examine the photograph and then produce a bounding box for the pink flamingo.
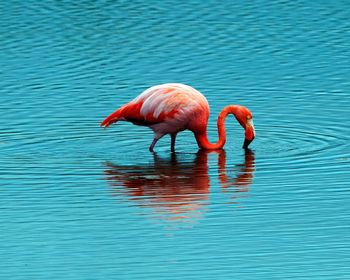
[101,83,255,152]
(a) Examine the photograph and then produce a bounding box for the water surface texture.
[1,1,350,279]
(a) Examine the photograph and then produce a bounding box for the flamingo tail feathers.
[100,102,144,128]
[100,108,124,128]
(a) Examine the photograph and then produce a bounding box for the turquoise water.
[1,1,350,279]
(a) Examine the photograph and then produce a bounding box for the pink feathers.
[101,83,255,152]
[101,84,208,129]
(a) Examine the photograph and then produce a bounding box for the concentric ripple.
[258,125,341,158]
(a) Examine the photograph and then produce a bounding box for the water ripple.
[1,0,350,279]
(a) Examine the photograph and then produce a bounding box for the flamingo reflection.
[104,149,255,221]
[219,149,256,193]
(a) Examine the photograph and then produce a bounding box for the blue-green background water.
[1,1,350,279]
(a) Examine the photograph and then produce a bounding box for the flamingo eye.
[246,116,254,127]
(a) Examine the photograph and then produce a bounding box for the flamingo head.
[233,106,256,149]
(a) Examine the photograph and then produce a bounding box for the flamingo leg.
[149,138,159,152]
[170,133,177,152]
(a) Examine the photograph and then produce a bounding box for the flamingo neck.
[195,105,240,150]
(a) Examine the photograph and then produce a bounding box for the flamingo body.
[101,83,255,152]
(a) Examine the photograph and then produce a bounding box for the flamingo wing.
[100,83,208,129]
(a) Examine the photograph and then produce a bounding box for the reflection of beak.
[243,120,255,149]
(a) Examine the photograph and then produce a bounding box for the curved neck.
[195,105,240,150]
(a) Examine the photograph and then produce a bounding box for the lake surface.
[1,1,350,279]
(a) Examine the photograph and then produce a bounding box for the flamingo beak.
[243,137,254,149]
[243,119,255,149]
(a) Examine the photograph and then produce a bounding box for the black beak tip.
[242,138,254,149]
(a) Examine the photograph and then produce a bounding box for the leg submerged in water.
[149,133,166,152]
[149,138,159,152]
[170,133,177,152]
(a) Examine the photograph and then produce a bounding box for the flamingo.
[100,83,255,152]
